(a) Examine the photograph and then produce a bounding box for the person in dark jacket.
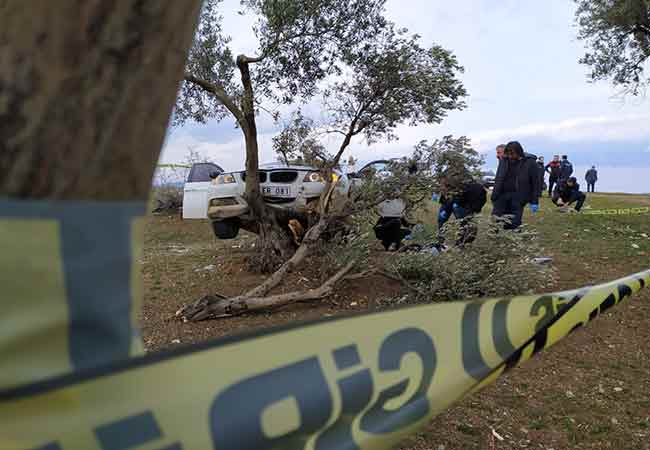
[585,166,598,193]
[536,156,546,199]
[438,177,487,245]
[373,216,412,251]
[491,141,541,229]
[545,155,562,197]
[559,155,573,181]
[552,177,586,212]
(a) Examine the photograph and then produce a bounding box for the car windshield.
[187,163,224,182]
[360,161,390,176]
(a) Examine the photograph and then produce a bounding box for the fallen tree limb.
[177,260,356,321]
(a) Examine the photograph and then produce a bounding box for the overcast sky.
[161,0,650,192]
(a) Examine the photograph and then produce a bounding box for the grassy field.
[141,192,650,450]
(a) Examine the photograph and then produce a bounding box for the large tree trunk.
[0,0,201,387]
[237,56,295,271]
[0,1,200,199]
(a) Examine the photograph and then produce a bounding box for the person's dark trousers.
[548,176,558,196]
[374,217,403,250]
[450,205,478,246]
[568,192,586,211]
[587,182,595,192]
[492,192,524,229]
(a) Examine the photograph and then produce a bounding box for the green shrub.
[385,215,553,305]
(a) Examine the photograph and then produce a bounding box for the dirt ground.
[140,192,650,450]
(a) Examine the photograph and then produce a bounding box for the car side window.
[187,163,224,182]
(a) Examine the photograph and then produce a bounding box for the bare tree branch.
[178,260,356,321]
[184,74,246,127]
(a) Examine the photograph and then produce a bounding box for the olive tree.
[175,0,389,269]
[178,25,467,321]
[575,0,650,95]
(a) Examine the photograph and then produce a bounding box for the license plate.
[262,186,292,197]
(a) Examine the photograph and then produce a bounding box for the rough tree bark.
[236,55,295,271]
[0,1,201,384]
[0,1,201,199]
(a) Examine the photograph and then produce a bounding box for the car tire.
[212,219,240,239]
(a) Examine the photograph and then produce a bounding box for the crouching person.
[438,175,487,246]
[552,177,586,212]
[374,198,412,251]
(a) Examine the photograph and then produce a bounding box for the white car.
[181,162,224,219]
[481,169,496,189]
[206,162,350,239]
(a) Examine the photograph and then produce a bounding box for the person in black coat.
[552,177,586,212]
[559,155,573,181]
[491,141,541,229]
[585,166,598,193]
[438,177,487,245]
[536,156,546,199]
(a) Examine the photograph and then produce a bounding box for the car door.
[182,163,224,219]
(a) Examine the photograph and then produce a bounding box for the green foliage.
[575,0,650,95]
[175,0,235,125]
[272,111,332,166]
[175,0,391,125]
[324,220,374,268]
[323,25,466,145]
[346,136,482,223]
[385,216,552,304]
[414,136,484,197]
[241,0,389,103]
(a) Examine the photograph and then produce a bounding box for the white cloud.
[160,129,279,171]
[471,113,650,153]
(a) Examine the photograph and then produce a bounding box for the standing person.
[552,177,586,212]
[491,141,541,229]
[545,155,562,197]
[559,155,573,181]
[536,156,546,199]
[585,166,598,193]
[496,144,506,161]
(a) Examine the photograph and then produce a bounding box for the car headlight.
[213,173,236,185]
[210,197,238,207]
[304,172,325,183]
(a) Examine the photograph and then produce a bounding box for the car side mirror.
[209,171,220,179]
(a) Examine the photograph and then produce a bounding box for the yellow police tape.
[583,206,650,216]
[0,269,648,450]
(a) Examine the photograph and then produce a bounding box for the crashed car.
[206,162,350,239]
[481,169,496,189]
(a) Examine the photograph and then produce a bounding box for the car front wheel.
[211,218,240,239]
